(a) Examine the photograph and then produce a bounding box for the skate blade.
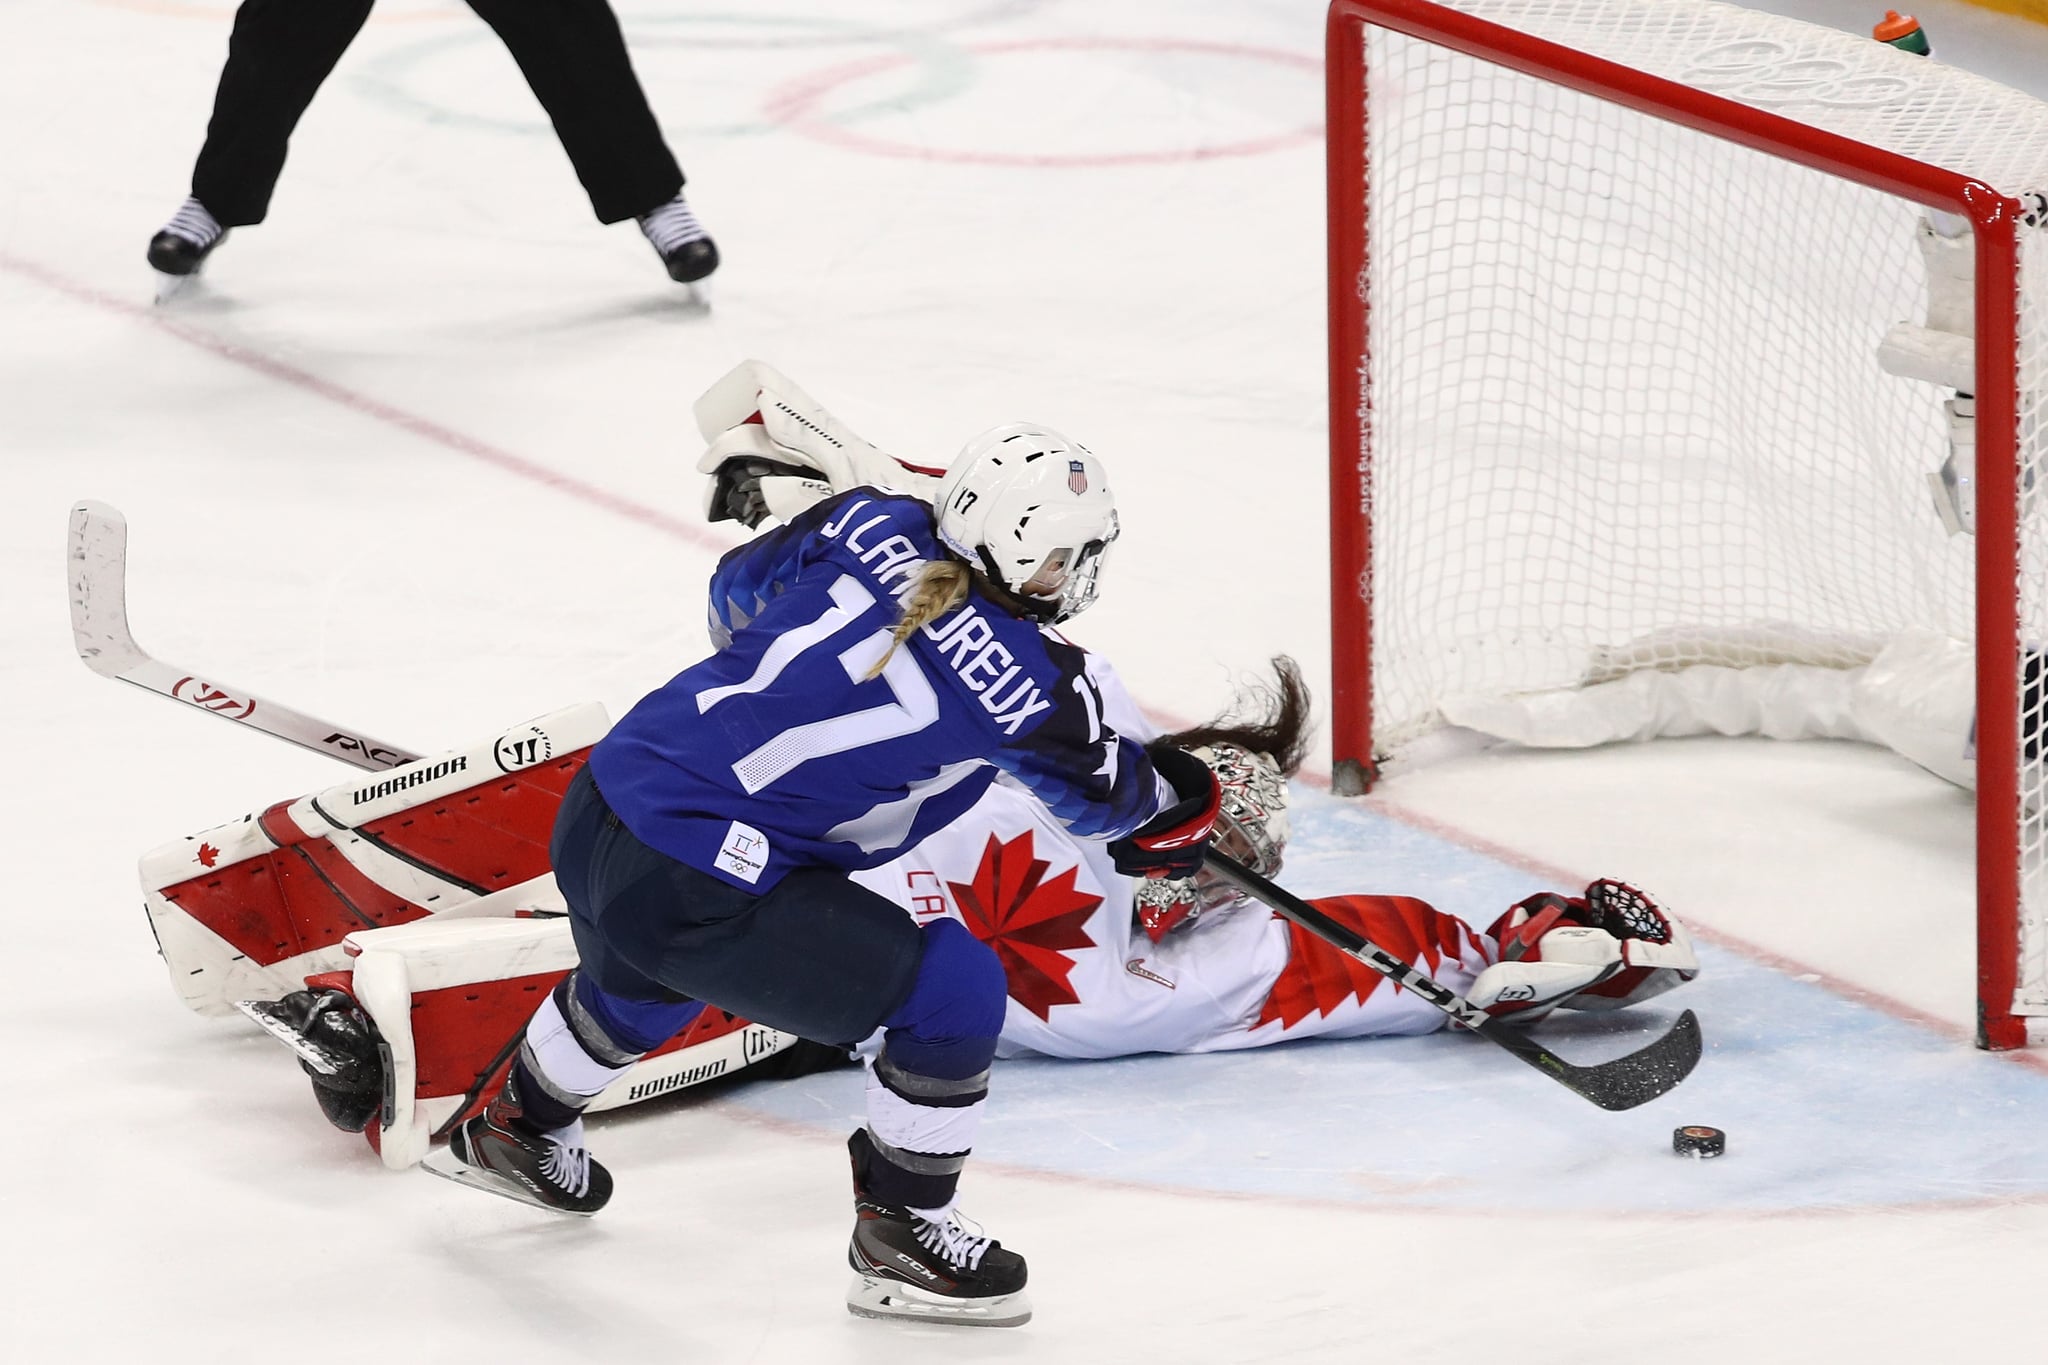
[235,998,349,1076]
[419,1147,597,1217]
[846,1274,1032,1329]
[152,270,199,305]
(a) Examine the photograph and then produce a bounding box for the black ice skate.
[845,1131,1030,1328]
[236,990,383,1133]
[636,195,719,285]
[422,1082,613,1216]
[147,197,228,284]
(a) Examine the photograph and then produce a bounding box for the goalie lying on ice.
[141,359,1696,1188]
[140,662,1700,1173]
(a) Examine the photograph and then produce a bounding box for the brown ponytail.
[1159,656,1314,777]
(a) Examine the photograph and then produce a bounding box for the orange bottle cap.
[1873,10,1921,42]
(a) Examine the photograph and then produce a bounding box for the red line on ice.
[760,37,1324,168]
[0,252,733,557]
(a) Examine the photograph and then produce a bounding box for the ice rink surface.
[9,0,2048,1360]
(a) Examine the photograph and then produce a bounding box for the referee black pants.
[189,0,685,227]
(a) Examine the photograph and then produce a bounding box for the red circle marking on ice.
[762,37,1323,168]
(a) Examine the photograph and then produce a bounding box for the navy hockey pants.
[541,766,1004,1205]
[548,766,1003,1059]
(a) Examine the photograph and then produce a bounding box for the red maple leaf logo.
[196,842,221,869]
[948,830,1101,1020]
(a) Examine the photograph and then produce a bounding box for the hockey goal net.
[1325,0,2048,1046]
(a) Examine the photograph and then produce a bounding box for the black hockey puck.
[1672,1125,1727,1158]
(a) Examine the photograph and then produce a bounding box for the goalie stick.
[68,500,420,773]
[1202,850,1702,1111]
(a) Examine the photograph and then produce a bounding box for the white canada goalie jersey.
[851,777,1496,1058]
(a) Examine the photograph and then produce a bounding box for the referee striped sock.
[636,193,719,285]
[636,195,707,256]
[148,196,229,278]
[159,197,223,251]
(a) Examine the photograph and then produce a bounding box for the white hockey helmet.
[934,423,1120,624]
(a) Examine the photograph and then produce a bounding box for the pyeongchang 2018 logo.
[1678,39,1917,111]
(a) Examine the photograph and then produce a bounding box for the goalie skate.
[236,997,358,1077]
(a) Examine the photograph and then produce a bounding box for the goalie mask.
[1134,743,1290,942]
[935,423,1119,624]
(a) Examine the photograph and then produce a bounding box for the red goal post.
[1323,0,2047,1046]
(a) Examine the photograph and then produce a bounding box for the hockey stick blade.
[1202,850,1701,1111]
[68,500,420,772]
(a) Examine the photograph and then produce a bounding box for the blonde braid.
[865,560,971,678]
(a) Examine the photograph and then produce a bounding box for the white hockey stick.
[68,500,420,772]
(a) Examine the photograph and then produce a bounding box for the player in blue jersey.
[428,417,1221,1329]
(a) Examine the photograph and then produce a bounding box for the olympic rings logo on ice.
[348,8,1030,143]
[1679,40,1918,112]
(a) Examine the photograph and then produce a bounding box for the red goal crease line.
[1162,671,2048,1076]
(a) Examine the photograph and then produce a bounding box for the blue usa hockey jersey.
[588,490,1170,891]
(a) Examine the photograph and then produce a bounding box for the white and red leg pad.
[138,703,610,1015]
[320,916,796,1168]
[1469,883,1699,1024]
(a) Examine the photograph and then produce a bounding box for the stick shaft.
[1202,849,1702,1110]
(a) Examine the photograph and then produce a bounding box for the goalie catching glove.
[1467,880,1699,1025]
[693,360,943,528]
[1109,744,1223,880]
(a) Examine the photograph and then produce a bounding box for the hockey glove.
[1468,881,1699,1025]
[707,453,830,528]
[693,360,943,529]
[1109,744,1222,880]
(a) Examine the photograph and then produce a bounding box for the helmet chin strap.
[971,548,1064,623]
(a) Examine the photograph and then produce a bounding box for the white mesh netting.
[1341,0,2048,1015]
